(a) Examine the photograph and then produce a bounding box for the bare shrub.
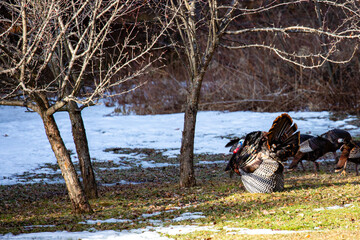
[108,0,360,115]
[111,42,359,115]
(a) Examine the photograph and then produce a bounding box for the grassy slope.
[1,151,360,239]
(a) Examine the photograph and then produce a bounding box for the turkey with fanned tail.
[225,113,300,193]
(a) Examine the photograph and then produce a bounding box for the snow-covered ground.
[0,225,313,240]
[1,219,215,240]
[0,104,359,239]
[1,104,359,185]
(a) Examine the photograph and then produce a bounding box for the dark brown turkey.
[287,134,317,171]
[288,129,351,173]
[225,113,300,193]
[335,140,360,176]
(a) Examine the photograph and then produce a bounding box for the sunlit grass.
[1,150,360,239]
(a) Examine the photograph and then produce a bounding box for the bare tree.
[67,100,98,199]
[152,0,238,187]
[224,1,358,70]
[0,0,167,212]
[48,51,97,199]
[153,0,358,188]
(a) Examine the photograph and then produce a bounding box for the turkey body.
[225,113,300,193]
[335,140,360,175]
[288,129,351,172]
[320,129,351,151]
[287,134,319,172]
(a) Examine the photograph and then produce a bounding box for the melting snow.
[1,104,359,185]
[313,204,354,211]
[142,212,162,218]
[172,212,206,222]
[138,161,176,169]
[1,230,170,240]
[79,218,132,224]
[101,180,142,186]
[1,224,315,240]
[23,225,56,230]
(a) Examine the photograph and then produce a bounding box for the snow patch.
[1,104,359,185]
[313,204,354,211]
[1,230,170,240]
[79,218,132,224]
[23,225,56,230]
[155,225,216,235]
[138,161,177,169]
[172,212,206,222]
[101,180,143,186]
[142,212,162,218]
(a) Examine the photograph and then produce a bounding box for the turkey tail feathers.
[267,113,300,159]
[267,113,293,145]
[281,132,300,147]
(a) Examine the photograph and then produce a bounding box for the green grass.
[1,150,360,239]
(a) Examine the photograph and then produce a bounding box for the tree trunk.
[41,112,93,213]
[179,76,202,188]
[68,101,98,199]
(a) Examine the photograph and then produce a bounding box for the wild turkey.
[225,113,300,193]
[320,129,351,151]
[287,134,317,171]
[288,129,351,173]
[335,140,360,176]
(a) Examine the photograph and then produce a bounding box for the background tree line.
[112,0,360,115]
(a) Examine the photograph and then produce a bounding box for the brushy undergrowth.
[1,150,360,239]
